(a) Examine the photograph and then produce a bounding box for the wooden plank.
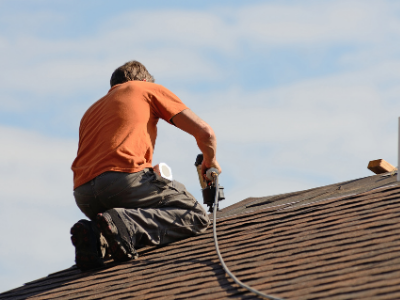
[367,159,396,174]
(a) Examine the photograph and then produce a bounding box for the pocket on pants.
[152,172,171,190]
[161,188,198,210]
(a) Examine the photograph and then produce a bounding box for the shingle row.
[1,179,400,299]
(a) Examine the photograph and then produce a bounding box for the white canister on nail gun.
[153,162,173,181]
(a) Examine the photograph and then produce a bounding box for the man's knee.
[192,209,210,235]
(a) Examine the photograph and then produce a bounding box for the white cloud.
[1,0,400,99]
[105,1,397,49]
[234,1,386,45]
[0,10,66,36]
[0,126,78,204]
[0,127,83,292]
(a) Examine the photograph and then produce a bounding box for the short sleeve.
[150,85,188,123]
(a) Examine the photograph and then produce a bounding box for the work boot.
[70,219,107,271]
[96,212,138,262]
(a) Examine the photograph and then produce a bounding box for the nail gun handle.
[195,154,207,189]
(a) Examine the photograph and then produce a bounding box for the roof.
[2,172,400,299]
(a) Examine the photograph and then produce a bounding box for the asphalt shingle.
[1,173,400,300]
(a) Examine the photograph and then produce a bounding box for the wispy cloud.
[0,126,81,291]
[1,1,400,98]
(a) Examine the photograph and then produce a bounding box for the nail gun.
[194,154,225,212]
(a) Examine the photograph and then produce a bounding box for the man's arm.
[171,109,222,176]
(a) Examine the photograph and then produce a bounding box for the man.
[70,61,221,271]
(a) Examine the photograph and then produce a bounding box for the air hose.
[210,172,284,300]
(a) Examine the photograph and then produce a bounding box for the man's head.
[110,61,155,87]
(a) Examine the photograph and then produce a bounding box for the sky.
[1,0,400,293]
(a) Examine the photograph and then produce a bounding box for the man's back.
[71,81,187,189]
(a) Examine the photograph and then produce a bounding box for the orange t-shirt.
[71,81,188,189]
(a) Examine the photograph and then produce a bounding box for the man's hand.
[201,158,222,182]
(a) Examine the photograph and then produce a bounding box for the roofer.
[70,61,221,271]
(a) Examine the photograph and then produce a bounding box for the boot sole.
[71,221,104,271]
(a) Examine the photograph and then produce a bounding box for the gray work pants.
[74,168,210,249]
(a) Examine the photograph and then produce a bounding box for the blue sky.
[1,0,400,293]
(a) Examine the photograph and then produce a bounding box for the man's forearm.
[172,108,222,174]
[195,126,217,167]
